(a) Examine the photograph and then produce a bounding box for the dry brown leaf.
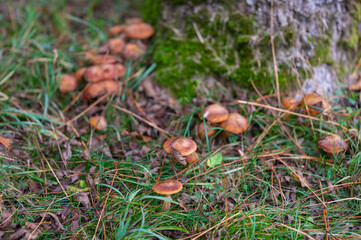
[75,192,90,208]
[0,137,12,149]
[28,180,42,194]
[89,116,107,131]
[318,134,348,153]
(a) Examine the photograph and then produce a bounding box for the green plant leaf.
[207,153,223,168]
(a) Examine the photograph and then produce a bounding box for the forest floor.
[0,1,361,240]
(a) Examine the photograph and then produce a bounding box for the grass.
[1,1,361,240]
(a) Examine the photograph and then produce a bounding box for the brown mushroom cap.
[84,64,119,83]
[163,137,177,153]
[122,42,146,60]
[124,22,154,39]
[185,153,199,164]
[318,135,348,153]
[59,74,77,93]
[89,116,107,131]
[171,137,197,156]
[300,93,323,106]
[220,112,248,134]
[197,122,216,138]
[282,97,299,110]
[202,104,229,123]
[74,67,87,82]
[153,180,183,195]
[109,38,125,54]
[83,80,122,100]
[107,25,125,36]
[300,93,331,115]
[91,55,121,65]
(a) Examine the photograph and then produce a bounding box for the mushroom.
[107,25,124,36]
[220,112,248,134]
[163,137,177,154]
[109,38,125,54]
[170,137,197,165]
[91,55,121,65]
[281,97,299,110]
[197,122,216,138]
[83,80,122,100]
[318,134,347,153]
[300,93,331,116]
[152,180,183,210]
[122,42,146,60]
[59,74,77,93]
[202,104,229,123]
[123,22,154,39]
[89,116,107,131]
[185,153,199,164]
[74,67,87,82]
[84,64,120,83]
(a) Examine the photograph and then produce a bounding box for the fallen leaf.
[75,192,90,208]
[0,137,12,149]
[207,153,223,168]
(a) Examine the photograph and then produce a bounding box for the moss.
[142,1,359,102]
[141,0,162,26]
[149,4,293,101]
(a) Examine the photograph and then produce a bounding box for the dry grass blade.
[277,223,316,240]
[237,100,346,130]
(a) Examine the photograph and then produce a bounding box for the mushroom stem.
[163,194,172,211]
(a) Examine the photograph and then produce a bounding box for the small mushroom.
[122,42,146,60]
[220,112,248,134]
[171,137,197,156]
[84,64,119,83]
[318,134,347,153]
[89,116,107,131]
[300,93,331,116]
[170,137,197,165]
[74,67,87,82]
[59,74,77,93]
[197,122,216,138]
[109,38,125,54]
[83,80,122,100]
[152,180,183,210]
[202,104,229,123]
[163,137,177,154]
[85,53,120,65]
[185,153,199,164]
[282,97,299,110]
[115,64,126,78]
[107,25,125,36]
[124,22,154,39]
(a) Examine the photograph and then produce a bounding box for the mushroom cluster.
[281,93,331,116]
[59,18,154,130]
[197,103,248,139]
